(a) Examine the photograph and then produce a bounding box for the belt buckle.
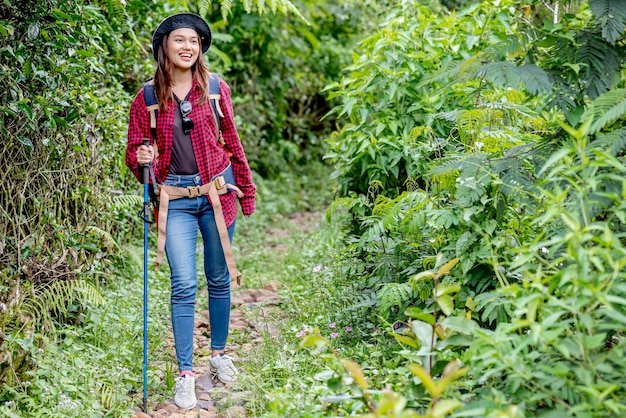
[214,176,225,190]
[187,186,201,198]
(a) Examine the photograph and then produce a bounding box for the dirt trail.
[133,284,282,418]
[132,211,322,417]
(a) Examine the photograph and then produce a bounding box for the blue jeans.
[163,173,235,372]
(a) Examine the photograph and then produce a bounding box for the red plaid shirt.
[125,78,256,226]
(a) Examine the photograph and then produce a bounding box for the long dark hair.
[153,33,210,113]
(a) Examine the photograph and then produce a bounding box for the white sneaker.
[210,354,238,383]
[174,374,197,409]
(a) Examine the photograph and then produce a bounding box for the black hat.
[152,13,212,60]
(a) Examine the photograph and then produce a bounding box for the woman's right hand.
[136,144,154,165]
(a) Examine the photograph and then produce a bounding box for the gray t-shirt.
[170,95,199,175]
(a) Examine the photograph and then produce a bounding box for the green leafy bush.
[323,0,626,415]
[464,111,626,416]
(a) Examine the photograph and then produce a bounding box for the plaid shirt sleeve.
[219,79,256,216]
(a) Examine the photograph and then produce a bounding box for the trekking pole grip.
[142,139,150,185]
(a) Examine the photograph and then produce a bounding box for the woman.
[125,13,256,410]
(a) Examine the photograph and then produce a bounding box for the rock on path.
[133,282,281,418]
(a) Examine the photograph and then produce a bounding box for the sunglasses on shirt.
[180,100,194,134]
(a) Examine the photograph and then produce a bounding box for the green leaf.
[405,307,436,325]
[0,23,15,36]
[299,335,327,349]
[582,333,607,350]
[392,333,420,349]
[412,271,435,282]
[435,283,461,298]
[208,46,233,68]
[17,103,33,120]
[436,258,460,277]
[587,89,626,134]
[440,316,478,335]
[343,360,368,390]
[435,294,455,316]
[17,136,34,150]
[408,364,437,397]
[431,399,463,418]
[410,320,434,349]
[538,148,572,175]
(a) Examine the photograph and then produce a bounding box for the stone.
[199,409,219,418]
[155,400,175,410]
[229,321,249,332]
[230,295,246,306]
[222,406,246,417]
[164,403,180,413]
[241,294,255,304]
[263,281,280,292]
[250,289,279,302]
[198,392,212,401]
[197,399,214,409]
[238,344,253,353]
[196,375,215,391]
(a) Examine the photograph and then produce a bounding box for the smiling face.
[165,28,201,71]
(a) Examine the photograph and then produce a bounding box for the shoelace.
[175,376,194,396]
[220,357,238,375]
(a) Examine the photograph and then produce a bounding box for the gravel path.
[133,283,282,418]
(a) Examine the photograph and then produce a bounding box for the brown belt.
[154,175,244,285]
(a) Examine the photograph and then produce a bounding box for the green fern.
[594,127,626,156]
[345,287,380,311]
[205,0,307,22]
[112,194,142,210]
[585,89,626,135]
[86,226,120,254]
[379,282,415,317]
[104,0,126,20]
[517,64,552,96]
[221,0,235,19]
[100,383,116,410]
[432,153,489,178]
[417,60,464,89]
[22,280,105,328]
[477,61,520,89]
[198,0,213,17]
[326,195,368,223]
[589,0,626,45]
[575,31,619,99]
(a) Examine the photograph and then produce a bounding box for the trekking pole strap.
[154,178,243,284]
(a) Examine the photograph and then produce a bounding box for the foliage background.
[0,0,378,415]
[2,0,626,417]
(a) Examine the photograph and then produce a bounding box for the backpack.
[143,72,226,149]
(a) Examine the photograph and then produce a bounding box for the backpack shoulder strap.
[208,72,225,146]
[143,78,159,141]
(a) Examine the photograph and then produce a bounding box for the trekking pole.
[141,139,150,412]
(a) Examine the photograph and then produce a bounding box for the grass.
[232,201,395,417]
[0,243,174,417]
[1,161,384,417]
